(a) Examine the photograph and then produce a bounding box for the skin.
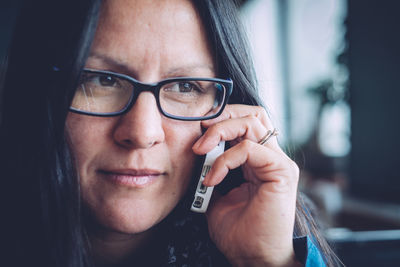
[66,0,302,266]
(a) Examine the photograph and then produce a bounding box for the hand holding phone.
[191,141,225,213]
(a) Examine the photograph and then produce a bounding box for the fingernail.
[193,137,204,150]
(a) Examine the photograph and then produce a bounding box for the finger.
[202,139,298,187]
[201,104,270,128]
[196,104,281,153]
[193,115,276,154]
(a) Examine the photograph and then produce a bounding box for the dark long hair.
[0,0,101,266]
[0,0,338,266]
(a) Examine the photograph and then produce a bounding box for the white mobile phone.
[191,140,225,213]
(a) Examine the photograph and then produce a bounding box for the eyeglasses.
[69,69,233,121]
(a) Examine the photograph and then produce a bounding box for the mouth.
[99,169,165,188]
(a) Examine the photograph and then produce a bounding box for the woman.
[0,0,337,266]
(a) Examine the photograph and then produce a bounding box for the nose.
[113,92,165,149]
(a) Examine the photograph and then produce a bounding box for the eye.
[80,73,122,89]
[98,75,117,87]
[178,82,197,92]
[161,80,208,97]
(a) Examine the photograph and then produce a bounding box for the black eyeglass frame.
[69,68,233,121]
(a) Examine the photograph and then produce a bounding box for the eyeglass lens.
[71,71,227,119]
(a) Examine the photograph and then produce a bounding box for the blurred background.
[240,0,400,266]
[1,0,400,266]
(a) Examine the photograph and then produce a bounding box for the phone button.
[193,196,204,208]
[201,165,212,177]
[198,183,207,194]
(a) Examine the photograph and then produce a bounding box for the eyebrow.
[88,52,215,78]
[88,52,133,74]
[164,65,215,78]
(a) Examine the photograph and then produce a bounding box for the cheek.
[65,113,113,171]
[163,120,202,191]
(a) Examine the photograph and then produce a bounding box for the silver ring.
[258,128,278,145]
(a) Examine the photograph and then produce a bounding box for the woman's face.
[66,0,215,234]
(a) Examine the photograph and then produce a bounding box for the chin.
[89,197,178,235]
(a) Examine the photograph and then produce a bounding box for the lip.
[99,169,165,188]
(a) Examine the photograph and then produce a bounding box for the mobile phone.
[191,140,225,213]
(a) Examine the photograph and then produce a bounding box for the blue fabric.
[294,236,327,266]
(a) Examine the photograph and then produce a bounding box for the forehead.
[98,0,200,32]
[89,0,215,78]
